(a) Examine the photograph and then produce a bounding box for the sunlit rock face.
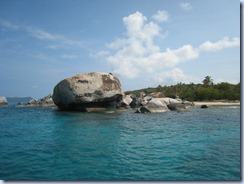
[52,72,124,111]
[0,97,8,106]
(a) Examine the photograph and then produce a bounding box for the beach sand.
[193,101,240,106]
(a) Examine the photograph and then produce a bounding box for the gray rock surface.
[148,92,165,98]
[52,72,124,110]
[0,97,8,106]
[158,97,182,105]
[167,103,188,112]
[120,95,133,108]
[136,98,170,113]
[130,97,142,108]
[26,94,55,107]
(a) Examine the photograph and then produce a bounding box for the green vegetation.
[125,76,240,101]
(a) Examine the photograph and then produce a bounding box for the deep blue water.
[0,104,240,180]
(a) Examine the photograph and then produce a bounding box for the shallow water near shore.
[0,105,240,180]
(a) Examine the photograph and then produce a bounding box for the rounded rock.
[52,72,124,110]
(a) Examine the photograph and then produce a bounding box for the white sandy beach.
[194,101,240,106]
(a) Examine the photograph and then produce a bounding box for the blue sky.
[0,0,240,98]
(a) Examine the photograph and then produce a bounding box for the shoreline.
[193,101,240,106]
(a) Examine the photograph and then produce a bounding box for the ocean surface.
[0,101,240,180]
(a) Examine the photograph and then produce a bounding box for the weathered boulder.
[28,99,37,104]
[120,95,133,108]
[52,72,124,110]
[139,92,147,98]
[167,100,194,112]
[144,96,153,102]
[148,92,165,98]
[167,103,189,112]
[26,94,56,107]
[182,100,194,107]
[0,97,8,106]
[136,98,170,113]
[130,97,142,108]
[158,97,182,105]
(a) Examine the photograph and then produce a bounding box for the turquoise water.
[0,104,240,180]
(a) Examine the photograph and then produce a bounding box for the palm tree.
[202,76,213,86]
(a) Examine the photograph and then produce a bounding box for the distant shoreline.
[193,101,240,106]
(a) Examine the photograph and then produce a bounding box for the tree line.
[125,76,240,101]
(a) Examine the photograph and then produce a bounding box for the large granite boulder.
[0,97,8,106]
[52,72,124,111]
[136,98,170,113]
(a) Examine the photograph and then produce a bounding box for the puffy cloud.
[199,36,240,52]
[95,11,239,84]
[153,68,198,84]
[105,11,199,79]
[152,10,169,22]
[180,2,193,11]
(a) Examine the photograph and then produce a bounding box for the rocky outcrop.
[16,94,56,107]
[27,94,55,107]
[167,103,189,112]
[136,98,170,113]
[158,97,182,105]
[52,72,124,111]
[148,92,165,98]
[120,95,133,108]
[0,97,8,106]
[134,95,195,113]
[130,97,142,108]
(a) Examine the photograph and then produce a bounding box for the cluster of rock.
[17,94,55,107]
[0,97,8,106]
[124,94,194,113]
[51,72,194,113]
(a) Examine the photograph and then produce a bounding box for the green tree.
[202,76,213,87]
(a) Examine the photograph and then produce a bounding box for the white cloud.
[214,78,239,85]
[25,26,57,40]
[152,10,169,22]
[0,19,84,48]
[180,2,193,11]
[199,36,240,52]
[0,19,19,30]
[153,68,198,84]
[103,11,199,79]
[96,11,239,84]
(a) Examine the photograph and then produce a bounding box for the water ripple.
[0,106,240,180]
